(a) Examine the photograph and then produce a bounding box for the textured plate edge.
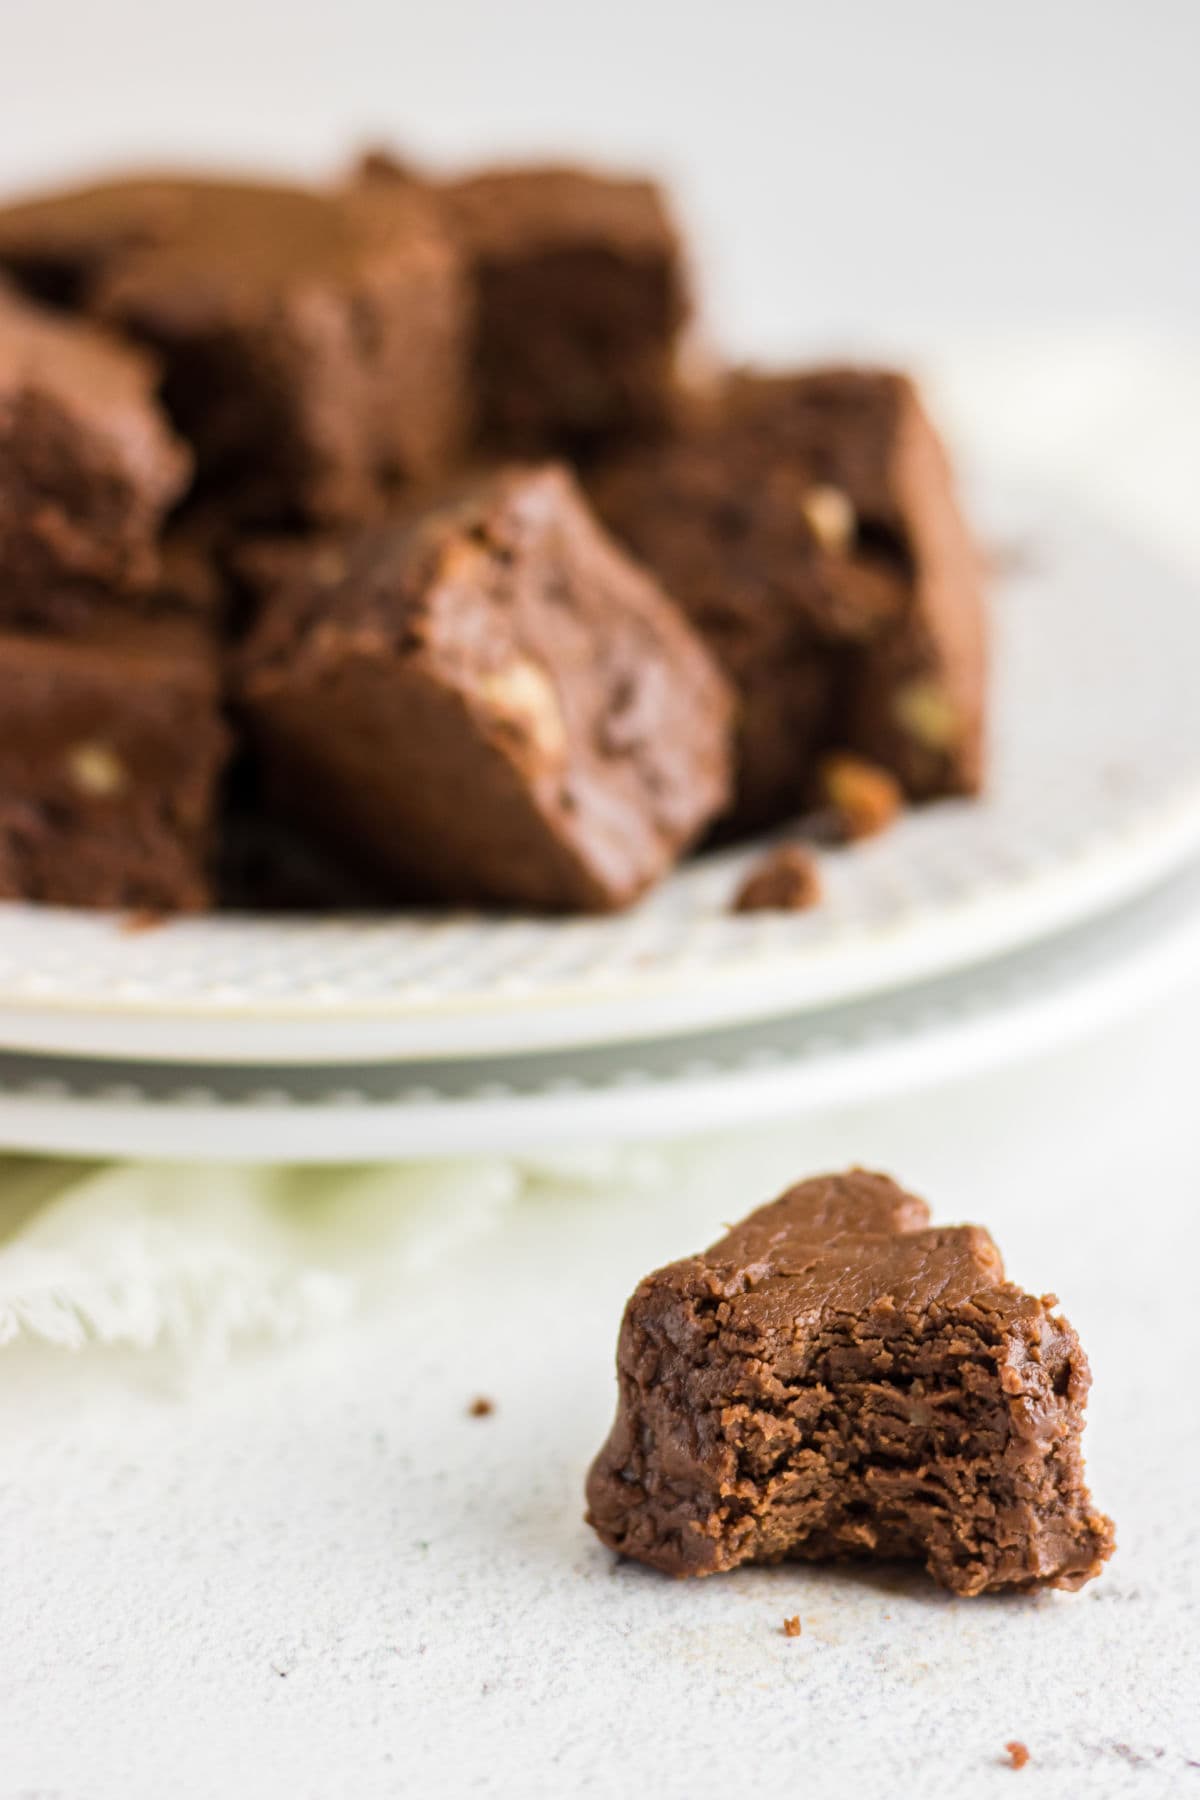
[3,855,1200,1161]
[1,782,1200,1064]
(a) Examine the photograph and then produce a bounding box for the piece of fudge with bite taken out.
[586,1169,1113,1595]
[234,463,733,912]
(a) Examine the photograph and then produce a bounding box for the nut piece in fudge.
[590,367,985,828]
[586,1170,1113,1596]
[0,619,230,910]
[0,174,469,525]
[441,165,689,456]
[235,464,734,912]
[0,279,190,616]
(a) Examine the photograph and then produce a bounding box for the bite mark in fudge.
[0,279,190,612]
[590,367,985,828]
[235,464,733,913]
[441,165,688,456]
[586,1170,1113,1595]
[0,619,230,910]
[0,175,469,525]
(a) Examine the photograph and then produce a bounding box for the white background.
[1,0,1197,357]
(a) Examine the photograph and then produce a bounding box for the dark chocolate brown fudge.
[0,175,469,525]
[590,368,986,829]
[235,465,733,912]
[587,1170,1113,1595]
[440,165,688,456]
[0,619,229,910]
[0,278,189,614]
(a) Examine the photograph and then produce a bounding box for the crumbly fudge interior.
[587,1173,1113,1595]
[669,1294,1103,1593]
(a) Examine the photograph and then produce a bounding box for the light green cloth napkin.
[0,1156,523,1357]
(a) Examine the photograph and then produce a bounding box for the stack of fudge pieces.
[0,155,985,914]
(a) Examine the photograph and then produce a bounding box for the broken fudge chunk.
[440,164,688,456]
[234,464,733,912]
[731,844,822,913]
[590,367,985,829]
[0,618,230,910]
[0,278,189,614]
[586,1169,1113,1595]
[0,174,469,525]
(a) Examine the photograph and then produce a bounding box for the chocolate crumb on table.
[1004,1741,1031,1770]
[781,1615,802,1638]
[732,844,822,913]
[235,463,733,912]
[586,1170,1114,1595]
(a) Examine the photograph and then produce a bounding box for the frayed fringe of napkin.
[0,1155,532,1360]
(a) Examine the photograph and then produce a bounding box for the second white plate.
[0,479,1197,1064]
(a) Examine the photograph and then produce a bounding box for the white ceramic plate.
[2,849,1199,1162]
[0,480,1198,1065]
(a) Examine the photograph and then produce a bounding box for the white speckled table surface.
[2,983,1198,1798]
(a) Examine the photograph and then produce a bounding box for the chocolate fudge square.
[591,368,985,829]
[442,165,688,455]
[235,465,733,912]
[0,278,189,614]
[587,1170,1113,1595]
[0,175,469,525]
[0,620,229,910]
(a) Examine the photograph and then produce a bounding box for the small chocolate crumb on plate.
[120,908,169,935]
[732,845,822,914]
[1004,1741,1030,1770]
[781,1615,802,1638]
[467,1396,495,1418]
